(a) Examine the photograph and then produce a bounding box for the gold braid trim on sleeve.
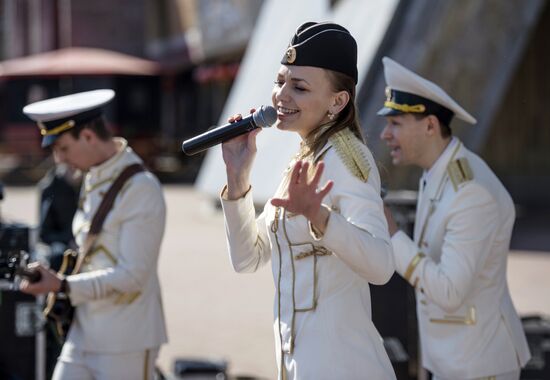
[328,128,371,182]
[404,252,426,284]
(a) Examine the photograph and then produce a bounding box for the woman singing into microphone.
[220,22,396,379]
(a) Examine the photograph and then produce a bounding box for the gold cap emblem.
[285,47,296,64]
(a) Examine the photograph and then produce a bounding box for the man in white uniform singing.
[379,57,530,380]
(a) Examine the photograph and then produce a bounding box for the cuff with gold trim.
[403,252,426,284]
[220,184,252,201]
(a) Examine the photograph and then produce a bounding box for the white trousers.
[52,343,159,380]
[433,369,520,380]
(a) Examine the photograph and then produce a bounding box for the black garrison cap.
[281,21,358,84]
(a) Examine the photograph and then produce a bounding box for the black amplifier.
[0,290,42,380]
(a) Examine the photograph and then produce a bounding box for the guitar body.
[44,249,79,342]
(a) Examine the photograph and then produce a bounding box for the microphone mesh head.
[253,105,277,128]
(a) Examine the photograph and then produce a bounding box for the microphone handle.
[182,118,259,156]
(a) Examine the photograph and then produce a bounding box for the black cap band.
[40,107,102,131]
[377,89,455,126]
[39,107,104,147]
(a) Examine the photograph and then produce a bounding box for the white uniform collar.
[86,137,141,182]
[421,137,458,187]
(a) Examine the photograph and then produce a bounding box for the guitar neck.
[15,267,42,283]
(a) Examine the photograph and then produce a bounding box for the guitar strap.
[72,163,146,274]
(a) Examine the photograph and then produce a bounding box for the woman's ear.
[331,90,350,115]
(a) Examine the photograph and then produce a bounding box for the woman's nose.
[274,83,289,102]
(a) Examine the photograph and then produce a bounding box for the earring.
[327,111,336,121]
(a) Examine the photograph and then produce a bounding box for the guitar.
[3,248,41,284]
[14,250,76,342]
[43,248,79,341]
[15,266,42,282]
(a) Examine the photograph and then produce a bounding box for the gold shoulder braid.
[447,157,473,191]
[329,128,370,182]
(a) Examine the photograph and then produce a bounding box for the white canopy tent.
[195,0,399,204]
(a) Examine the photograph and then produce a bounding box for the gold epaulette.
[329,129,370,182]
[447,157,473,191]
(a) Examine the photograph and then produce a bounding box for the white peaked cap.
[23,89,115,122]
[23,89,115,147]
[381,57,476,124]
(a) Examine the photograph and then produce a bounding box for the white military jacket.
[66,138,168,353]
[391,138,530,379]
[222,130,396,380]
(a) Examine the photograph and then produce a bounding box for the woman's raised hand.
[271,160,333,232]
[222,109,262,199]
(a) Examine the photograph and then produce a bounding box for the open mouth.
[277,106,299,116]
[389,146,401,157]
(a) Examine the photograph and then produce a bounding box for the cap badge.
[385,86,392,101]
[285,47,297,64]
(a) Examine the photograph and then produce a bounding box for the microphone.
[182,105,277,155]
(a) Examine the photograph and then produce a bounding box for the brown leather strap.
[89,163,146,235]
[75,163,146,272]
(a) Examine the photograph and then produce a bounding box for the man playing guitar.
[20,89,167,380]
